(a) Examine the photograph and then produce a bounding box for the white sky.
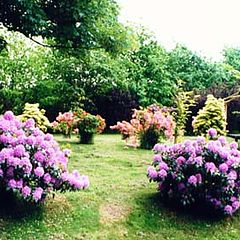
[117,0,240,61]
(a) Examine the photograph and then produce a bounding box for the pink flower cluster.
[52,110,106,138]
[132,105,175,139]
[110,121,135,139]
[111,104,175,147]
[52,112,75,137]
[148,129,240,215]
[0,111,89,204]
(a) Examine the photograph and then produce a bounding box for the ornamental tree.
[18,103,51,132]
[192,95,227,136]
[172,82,195,143]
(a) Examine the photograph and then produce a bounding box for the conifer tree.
[19,103,50,132]
[192,95,227,136]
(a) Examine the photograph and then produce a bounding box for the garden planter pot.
[79,132,94,144]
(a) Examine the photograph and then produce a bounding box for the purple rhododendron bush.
[148,129,240,216]
[0,111,89,205]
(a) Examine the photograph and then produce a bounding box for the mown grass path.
[0,134,240,240]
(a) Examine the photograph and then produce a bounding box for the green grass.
[0,134,240,240]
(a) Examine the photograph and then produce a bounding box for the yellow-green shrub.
[18,103,50,132]
[192,95,227,136]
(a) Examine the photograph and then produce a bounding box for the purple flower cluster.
[148,129,240,216]
[0,111,89,204]
[208,128,217,138]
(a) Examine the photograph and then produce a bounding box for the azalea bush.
[110,121,135,140]
[96,115,106,134]
[52,112,75,137]
[0,111,89,205]
[148,129,240,216]
[111,104,175,149]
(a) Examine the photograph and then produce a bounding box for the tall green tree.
[223,47,240,72]
[124,31,174,106]
[0,0,130,54]
[168,45,233,90]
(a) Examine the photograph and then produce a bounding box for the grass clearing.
[0,134,239,240]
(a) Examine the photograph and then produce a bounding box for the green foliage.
[78,114,100,135]
[19,103,50,132]
[0,36,6,52]
[168,45,235,91]
[30,79,85,121]
[192,95,227,136]
[77,49,130,104]
[0,28,52,114]
[0,0,131,53]
[139,127,160,150]
[172,83,195,143]
[223,47,240,72]
[0,26,133,121]
[124,31,174,106]
[0,20,239,128]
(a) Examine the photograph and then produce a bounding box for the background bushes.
[92,88,139,128]
[1,25,240,131]
[185,83,240,135]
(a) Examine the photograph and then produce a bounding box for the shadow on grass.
[0,189,44,220]
[149,193,224,222]
[127,191,228,234]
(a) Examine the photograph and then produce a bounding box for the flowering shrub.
[96,115,106,134]
[0,111,89,204]
[52,111,75,137]
[148,129,240,216]
[110,121,135,139]
[19,103,51,132]
[52,110,106,141]
[111,104,175,149]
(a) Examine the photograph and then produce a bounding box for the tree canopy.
[0,0,131,53]
[1,1,240,132]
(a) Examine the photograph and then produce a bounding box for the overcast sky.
[117,0,240,60]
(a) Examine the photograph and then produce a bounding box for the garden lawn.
[0,134,240,240]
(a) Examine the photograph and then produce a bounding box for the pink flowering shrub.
[0,111,89,204]
[52,110,106,143]
[111,104,175,149]
[148,129,240,216]
[110,121,135,139]
[52,111,75,137]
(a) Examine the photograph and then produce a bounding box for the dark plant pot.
[79,132,94,144]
